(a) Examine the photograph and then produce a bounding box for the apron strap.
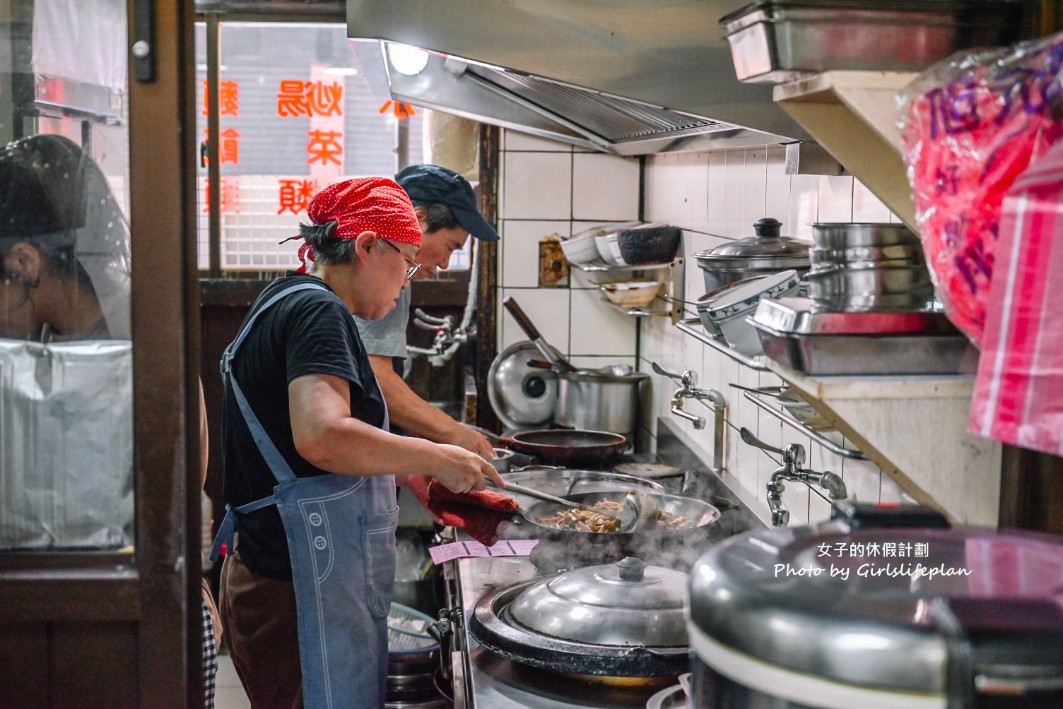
[222,281,329,489]
[221,282,327,376]
[208,495,281,561]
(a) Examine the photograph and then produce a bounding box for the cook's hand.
[439,424,496,460]
[431,444,506,494]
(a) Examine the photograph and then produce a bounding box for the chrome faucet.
[740,428,848,526]
[408,309,468,366]
[652,362,728,473]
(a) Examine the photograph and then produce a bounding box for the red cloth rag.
[424,480,519,546]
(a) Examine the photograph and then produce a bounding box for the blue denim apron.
[211,282,398,709]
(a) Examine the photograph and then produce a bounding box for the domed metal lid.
[695,218,811,264]
[687,526,1063,702]
[509,557,688,647]
[487,340,558,430]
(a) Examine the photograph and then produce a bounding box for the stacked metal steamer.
[748,222,972,376]
[805,222,934,311]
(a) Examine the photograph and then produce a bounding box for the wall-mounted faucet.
[408,309,468,366]
[652,362,727,474]
[739,428,848,527]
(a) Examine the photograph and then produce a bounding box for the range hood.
[347,0,810,154]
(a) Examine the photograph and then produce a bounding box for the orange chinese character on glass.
[219,128,241,165]
[202,79,241,116]
[277,79,344,118]
[277,80,310,117]
[203,177,241,214]
[277,179,317,215]
[305,130,343,166]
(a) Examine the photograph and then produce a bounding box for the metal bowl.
[807,263,935,312]
[810,242,926,267]
[810,222,921,250]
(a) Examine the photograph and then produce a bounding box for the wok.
[502,490,721,561]
[498,429,628,467]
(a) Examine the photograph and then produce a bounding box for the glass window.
[194,23,458,272]
[1,0,134,551]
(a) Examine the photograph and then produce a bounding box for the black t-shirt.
[221,273,385,580]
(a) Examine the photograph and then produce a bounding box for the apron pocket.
[363,507,399,617]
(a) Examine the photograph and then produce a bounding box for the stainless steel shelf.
[676,318,769,371]
[739,389,869,460]
[599,295,673,317]
[570,258,678,273]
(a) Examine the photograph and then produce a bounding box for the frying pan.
[498,429,628,467]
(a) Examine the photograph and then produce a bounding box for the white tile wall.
[495,131,906,527]
[501,151,573,219]
[500,220,570,288]
[572,153,640,221]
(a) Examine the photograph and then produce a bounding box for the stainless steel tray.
[719,0,1031,83]
[752,297,957,335]
[750,320,974,375]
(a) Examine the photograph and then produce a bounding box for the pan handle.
[503,296,545,341]
[503,297,578,373]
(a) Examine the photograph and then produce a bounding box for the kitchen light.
[323,66,360,77]
[386,43,429,76]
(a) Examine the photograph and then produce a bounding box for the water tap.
[739,428,847,527]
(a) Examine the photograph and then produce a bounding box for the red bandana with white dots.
[294,176,421,272]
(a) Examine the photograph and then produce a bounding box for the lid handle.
[617,557,647,581]
[753,217,782,239]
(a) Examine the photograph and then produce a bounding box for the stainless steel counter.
[446,554,678,708]
[442,438,763,708]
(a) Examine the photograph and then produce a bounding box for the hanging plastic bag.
[968,137,1063,455]
[898,32,1063,346]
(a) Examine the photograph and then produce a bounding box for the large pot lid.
[487,340,559,430]
[694,218,811,266]
[509,557,688,647]
[688,525,1063,705]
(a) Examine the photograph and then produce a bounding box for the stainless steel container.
[694,218,810,293]
[719,0,1033,84]
[554,367,649,439]
[806,263,936,311]
[808,222,935,311]
[811,221,922,250]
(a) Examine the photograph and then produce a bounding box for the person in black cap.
[352,164,499,461]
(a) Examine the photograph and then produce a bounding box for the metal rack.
[675,317,769,371]
[738,388,869,460]
[573,258,685,322]
[599,294,674,317]
[568,258,677,273]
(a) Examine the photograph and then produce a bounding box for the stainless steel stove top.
[443,442,763,708]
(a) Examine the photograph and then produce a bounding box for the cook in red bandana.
[216,176,504,709]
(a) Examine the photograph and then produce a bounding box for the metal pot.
[489,448,515,473]
[470,557,691,677]
[554,366,648,438]
[694,218,810,293]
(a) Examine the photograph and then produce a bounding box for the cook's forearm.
[299,417,444,478]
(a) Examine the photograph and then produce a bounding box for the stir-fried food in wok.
[539,500,625,533]
[537,498,695,533]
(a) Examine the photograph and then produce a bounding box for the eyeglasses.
[379,238,422,281]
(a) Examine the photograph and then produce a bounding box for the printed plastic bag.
[969,138,1063,456]
[899,32,1063,346]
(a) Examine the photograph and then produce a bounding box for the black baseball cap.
[395,164,500,241]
